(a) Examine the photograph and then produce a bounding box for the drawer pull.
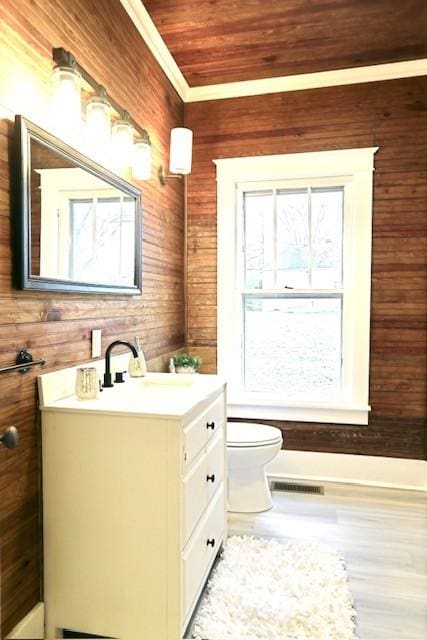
[206,421,215,430]
[206,474,215,483]
[206,538,215,547]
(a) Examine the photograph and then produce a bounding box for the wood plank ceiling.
[143,0,427,87]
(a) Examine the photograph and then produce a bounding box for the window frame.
[215,148,378,425]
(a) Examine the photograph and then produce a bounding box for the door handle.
[0,426,18,449]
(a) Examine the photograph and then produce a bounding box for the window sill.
[227,394,370,425]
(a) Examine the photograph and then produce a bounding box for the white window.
[215,148,378,425]
[37,168,136,285]
[69,196,135,284]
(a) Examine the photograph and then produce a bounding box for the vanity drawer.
[206,429,224,503]
[182,429,224,546]
[182,485,225,624]
[183,394,225,471]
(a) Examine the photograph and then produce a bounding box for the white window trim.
[215,148,378,425]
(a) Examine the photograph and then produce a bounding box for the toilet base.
[227,467,273,513]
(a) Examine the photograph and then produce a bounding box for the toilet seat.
[227,422,282,448]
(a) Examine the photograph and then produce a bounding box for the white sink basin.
[138,375,195,388]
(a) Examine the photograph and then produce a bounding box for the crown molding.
[120,0,189,101]
[121,1,427,104]
[186,59,427,102]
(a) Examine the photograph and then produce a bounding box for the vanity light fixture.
[51,47,152,178]
[159,127,193,185]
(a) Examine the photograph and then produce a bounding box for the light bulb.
[111,120,134,169]
[86,95,111,165]
[51,66,81,145]
[132,135,152,180]
[169,127,193,175]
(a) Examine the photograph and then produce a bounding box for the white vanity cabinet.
[39,366,227,640]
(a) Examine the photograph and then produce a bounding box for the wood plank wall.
[185,77,427,461]
[0,0,185,635]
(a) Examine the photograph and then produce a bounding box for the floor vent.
[271,481,324,495]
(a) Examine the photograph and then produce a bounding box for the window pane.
[243,297,342,394]
[244,191,274,289]
[311,188,343,288]
[71,197,135,285]
[277,190,309,288]
[70,199,93,279]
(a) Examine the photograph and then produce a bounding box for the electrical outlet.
[91,329,102,358]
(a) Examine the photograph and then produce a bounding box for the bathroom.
[0,1,426,639]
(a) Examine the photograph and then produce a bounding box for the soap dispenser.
[129,336,147,377]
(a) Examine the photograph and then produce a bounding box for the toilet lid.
[227,422,283,447]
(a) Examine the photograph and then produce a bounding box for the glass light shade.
[132,137,152,180]
[86,96,111,165]
[51,66,81,143]
[169,127,193,175]
[111,120,134,169]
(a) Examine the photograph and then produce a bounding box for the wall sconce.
[51,48,151,179]
[159,127,193,185]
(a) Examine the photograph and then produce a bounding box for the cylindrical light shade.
[132,134,152,181]
[51,66,81,144]
[169,127,193,175]
[111,120,134,169]
[86,95,111,165]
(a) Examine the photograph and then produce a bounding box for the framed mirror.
[14,115,142,295]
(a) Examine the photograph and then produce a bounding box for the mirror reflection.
[30,138,136,286]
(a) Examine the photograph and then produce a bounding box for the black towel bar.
[0,350,46,375]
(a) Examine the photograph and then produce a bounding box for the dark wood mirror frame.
[14,115,142,295]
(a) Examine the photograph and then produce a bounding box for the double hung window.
[241,182,344,396]
[216,149,377,424]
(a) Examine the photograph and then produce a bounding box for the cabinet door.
[205,429,224,503]
[182,429,224,545]
[182,448,208,546]
[181,486,225,626]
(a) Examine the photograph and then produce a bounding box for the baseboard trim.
[267,450,427,491]
[6,602,44,639]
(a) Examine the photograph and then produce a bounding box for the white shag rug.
[192,536,357,640]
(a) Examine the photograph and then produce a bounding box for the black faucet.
[103,340,138,388]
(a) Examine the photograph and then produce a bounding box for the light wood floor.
[228,482,427,640]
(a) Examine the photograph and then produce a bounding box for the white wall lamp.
[159,127,193,185]
[51,48,152,180]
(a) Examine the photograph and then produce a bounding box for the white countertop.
[39,370,226,419]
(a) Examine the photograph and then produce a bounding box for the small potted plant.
[172,353,202,374]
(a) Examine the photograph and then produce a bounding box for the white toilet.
[226,422,283,513]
